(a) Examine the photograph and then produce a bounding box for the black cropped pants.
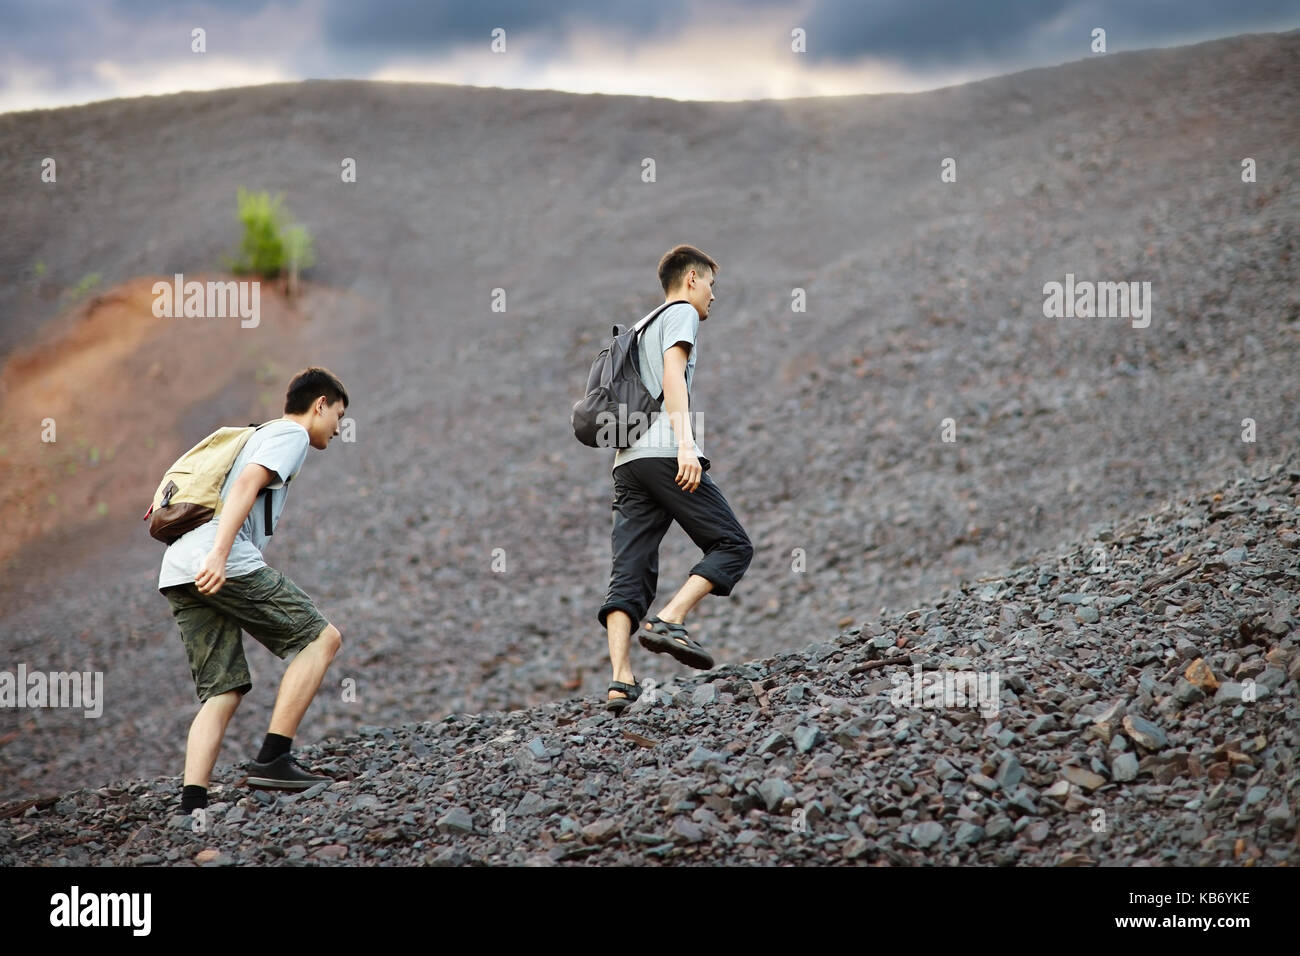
[597,456,753,630]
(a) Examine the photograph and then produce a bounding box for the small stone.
[758,732,790,755]
[1075,607,1100,624]
[437,807,474,834]
[313,844,347,860]
[996,754,1024,792]
[681,745,728,769]
[1112,753,1140,782]
[1006,789,1039,816]
[842,836,870,859]
[1044,779,1071,801]
[691,684,718,706]
[195,848,220,864]
[670,817,704,844]
[793,725,824,754]
[1122,715,1167,750]
[1243,786,1269,807]
[910,821,945,848]
[1184,658,1219,691]
[758,778,795,812]
[581,819,620,844]
[954,822,985,845]
[1060,766,1106,791]
[1027,714,1058,735]
[985,816,1013,840]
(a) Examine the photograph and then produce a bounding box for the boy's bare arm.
[662,344,701,492]
[195,463,277,594]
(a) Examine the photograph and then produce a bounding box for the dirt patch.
[0,275,352,573]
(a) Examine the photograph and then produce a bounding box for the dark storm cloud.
[0,0,284,92]
[320,0,692,55]
[2,0,1299,101]
[798,0,1300,66]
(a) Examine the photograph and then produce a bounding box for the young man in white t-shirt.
[158,367,348,814]
[597,245,754,712]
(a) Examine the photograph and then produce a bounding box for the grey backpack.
[571,300,689,448]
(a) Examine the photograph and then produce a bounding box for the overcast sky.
[2,0,1298,113]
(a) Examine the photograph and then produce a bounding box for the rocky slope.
[1,30,1297,805]
[2,453,1295,865]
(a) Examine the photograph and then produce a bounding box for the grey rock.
[691,684,719,706]
[436,807,474,834]
[793,725,824,753]
[1122,715,1167,750]
[758,778,796,812]
[1112,753,1140,782]
[910,821,945,848]
[1027,714,1058,735]
[996,754,1025,792]
[681,745,729,769]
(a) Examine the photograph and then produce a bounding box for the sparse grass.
[63,272,101,303]
[230,188,315,282]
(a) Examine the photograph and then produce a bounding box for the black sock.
[256,732,292,763]
[181,785,208,813]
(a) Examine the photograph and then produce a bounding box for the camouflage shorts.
[160,565,331,702]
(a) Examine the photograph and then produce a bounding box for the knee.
[318,623,342,656]
[203,689,242,715]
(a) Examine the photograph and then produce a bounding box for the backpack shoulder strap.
[632,298,690,339]
[245,421,277,536]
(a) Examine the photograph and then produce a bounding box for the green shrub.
[231,188,315,279]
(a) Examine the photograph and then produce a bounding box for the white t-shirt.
[157,420,310,588]
[612,302,708,472]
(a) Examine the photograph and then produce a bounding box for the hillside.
[2,453,1296,865]
[0,30,1297,804]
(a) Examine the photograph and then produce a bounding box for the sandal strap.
[608,680,640,694]
[648,616,689,636]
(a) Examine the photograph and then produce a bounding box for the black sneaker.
[245,753,331,791]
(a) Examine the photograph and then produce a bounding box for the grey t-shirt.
[157,420,310,588]
[613,301,709,472]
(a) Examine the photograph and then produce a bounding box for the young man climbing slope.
[157,367,349,814]
[598,245,753,713]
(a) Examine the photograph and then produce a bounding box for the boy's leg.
[161,583,255,808]
[605,610,635,693]
[223,566,339,757]
[642,460,753,629]
[654,574,716,626]
[184,690,242,789]
[598,461,674,699]
[195,566,338,787]
[267,622,342,738]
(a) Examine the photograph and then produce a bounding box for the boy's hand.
[195,549,228,595]
[675,449,702,492]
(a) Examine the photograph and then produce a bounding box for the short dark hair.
[658,244,719,293]
[284,366,349,415]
